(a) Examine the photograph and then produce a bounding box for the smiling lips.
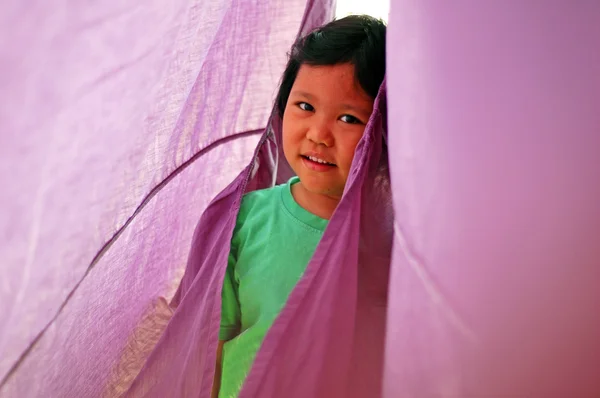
[301,151,335,165]
[301,153,336,172]
[305,155,335,165]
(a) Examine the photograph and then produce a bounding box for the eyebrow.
[291,90,372,116]
[293,91,316,101]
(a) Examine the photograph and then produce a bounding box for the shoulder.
[237,183,285,221]
[230,183,285,250]
[232,183,288,238]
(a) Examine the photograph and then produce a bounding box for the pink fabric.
[385,1,600,397]
[127,5,392,396]
[0,0,312,396]
[2,0,600,397]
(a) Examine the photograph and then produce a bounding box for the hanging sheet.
[384,1,600,397]
[0,0,315,396]
[3,1,600,397]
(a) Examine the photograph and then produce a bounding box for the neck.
[291,182,340,220]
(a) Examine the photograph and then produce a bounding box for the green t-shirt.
[218,177,327,398]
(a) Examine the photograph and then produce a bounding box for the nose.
[306,117,334,147]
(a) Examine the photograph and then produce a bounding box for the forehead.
[291,63,373,108]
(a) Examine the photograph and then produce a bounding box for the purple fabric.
[1,0,311,396]
[385,1,600,397]
[126,2,393,396]
[3,0,600,397]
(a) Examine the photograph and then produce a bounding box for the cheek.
[281,114,291,143]
[281,115,300,157]
[282,114,304,144]
[336,131,365,169]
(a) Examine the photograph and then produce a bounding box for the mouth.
[300,154,336,172]
[301,155,336,167]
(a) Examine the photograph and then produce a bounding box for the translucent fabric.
[384,1,600,397]
[1,0,321,396]
[2,1,600,398]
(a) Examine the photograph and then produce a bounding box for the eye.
[340,114,363,125]
[297,102,314,112]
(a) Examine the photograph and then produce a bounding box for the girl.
[213,15,386,398]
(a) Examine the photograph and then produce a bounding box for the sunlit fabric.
[384,1,600,397]
[1,0,316,396]
[1,1,599,398]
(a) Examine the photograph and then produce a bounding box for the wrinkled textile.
[125,0,392,395]
[0,0,313,396]
[2,1,600,398]
[384,1,600,397]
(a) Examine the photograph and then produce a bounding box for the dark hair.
[275,15,386,116]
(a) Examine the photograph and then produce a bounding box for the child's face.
[282,63,374,199]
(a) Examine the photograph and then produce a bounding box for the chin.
[293,166,345,195]
[301,180,344,197]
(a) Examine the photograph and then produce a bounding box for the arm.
[214,246,240,397]
[211,340,225,398]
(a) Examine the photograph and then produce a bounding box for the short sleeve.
[219,250,241,340]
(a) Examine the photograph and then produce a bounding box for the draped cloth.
[384,1,600,397]
[2,1,600,397]
[0,0,335,396]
